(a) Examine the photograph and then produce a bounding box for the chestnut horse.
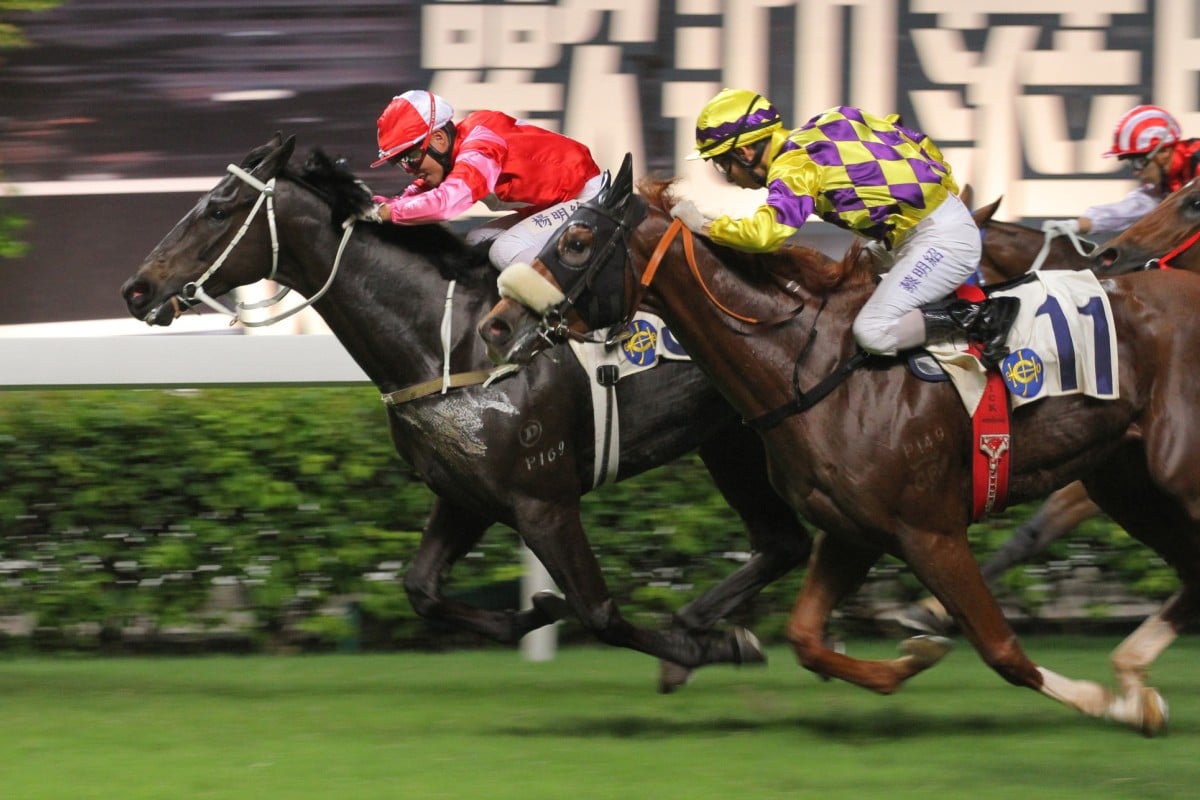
[1095,177,1200,275]
[119,134,815,687]
[897,197,1104,633]
[478,162,1200,735]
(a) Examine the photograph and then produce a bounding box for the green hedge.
[0,387,1176,652]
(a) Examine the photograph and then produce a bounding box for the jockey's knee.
[854,308,927,355]
[488,236,541,271]
[852,313,900,356]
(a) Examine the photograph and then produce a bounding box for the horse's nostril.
[121,278,154,312]
[487,318,512,343]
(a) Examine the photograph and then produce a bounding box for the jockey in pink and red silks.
[369,89,605,271]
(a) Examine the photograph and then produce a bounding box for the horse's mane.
[636,177,876,294]
[247,144,493,286]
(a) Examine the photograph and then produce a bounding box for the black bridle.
[533,159,647,345]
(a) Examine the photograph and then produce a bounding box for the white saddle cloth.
[926,271,1119,415]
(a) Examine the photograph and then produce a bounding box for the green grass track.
[1,636,1197,799]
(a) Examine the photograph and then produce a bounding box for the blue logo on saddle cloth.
[995,272,1118,408]
[567,312,691,388]
[618,314,690,370]
[924,272,1118,416]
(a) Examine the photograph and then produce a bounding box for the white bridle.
[171,161,519,398]
[177,163,354,327]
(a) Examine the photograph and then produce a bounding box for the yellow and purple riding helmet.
[687,88,783,161]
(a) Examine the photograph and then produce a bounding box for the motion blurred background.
[0,1,1187,653]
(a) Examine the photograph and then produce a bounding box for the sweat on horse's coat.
[478,161,1200,735]
[120,133,815,691]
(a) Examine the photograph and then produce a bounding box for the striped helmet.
[371,90,455,168]
[1104,104,1182,158]
[687,88,783,160]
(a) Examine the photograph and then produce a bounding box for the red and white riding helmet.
[371,90,455,168]
[1103,104,1182,158]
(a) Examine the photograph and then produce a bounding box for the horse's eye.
[557,223,594,268]
[209,207,229,222]
[1188,197,1200,213]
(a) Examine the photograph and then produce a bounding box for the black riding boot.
[921,296,1020,369]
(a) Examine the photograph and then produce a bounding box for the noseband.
[160,163,357,327]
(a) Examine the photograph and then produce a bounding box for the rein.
[1146,225,1200,270]
[631,218,805,328]
[1029,223,1100,272]
[636,217,863,429]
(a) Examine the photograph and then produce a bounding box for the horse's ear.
[959,183,974,211]
[972,196,1003,225]
[601,152,634,211]
[257,133,296,178]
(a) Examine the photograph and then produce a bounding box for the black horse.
[120,134,812,688]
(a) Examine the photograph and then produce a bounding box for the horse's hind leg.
[786,532,952,693]
[680,433,812,628]
[656,434,813,691]
[518,498,755,669]
[403,497,559,644]
[1086,453,1200,708]
[901,524,1167,735]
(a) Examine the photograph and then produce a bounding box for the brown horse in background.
[1095,178,1200,274]
[969,194,1098,284]
[479,164,1200,735]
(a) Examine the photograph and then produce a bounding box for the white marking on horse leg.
[1036,667,1111,717]
[1111,601,1178,695]
[1037,667,1169,735]
[1103,687,1170,736]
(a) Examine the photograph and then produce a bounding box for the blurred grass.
[1,636,1197,799]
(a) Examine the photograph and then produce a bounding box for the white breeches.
[466,172,608,270]
[852,192,982,355]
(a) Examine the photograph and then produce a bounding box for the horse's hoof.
[1138,688,1169,738]
[659,661,693,694]
[734,627,767,666]
[531,590,571,621]
[900,634,953,668]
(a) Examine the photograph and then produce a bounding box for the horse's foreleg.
[403,498,557,644]
[787,533,950,693]
[902,526,1167,736]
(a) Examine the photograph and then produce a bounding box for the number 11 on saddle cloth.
[926,271,1118,416]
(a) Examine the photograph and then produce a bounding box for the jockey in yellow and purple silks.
[671,88,1017,367]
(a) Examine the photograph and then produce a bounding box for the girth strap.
[744,349,869,430]
[381,367,517,406]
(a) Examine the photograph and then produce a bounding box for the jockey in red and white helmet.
[1044,104,1200,236]
[369,90,604,270]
